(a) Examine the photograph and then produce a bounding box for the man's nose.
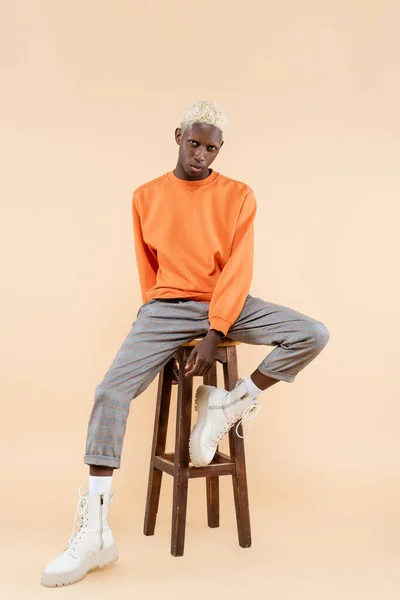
[194,148,206,162]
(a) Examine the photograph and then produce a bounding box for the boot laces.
[215,399,261,441]
[66,486,115,549]
[67,485,89,549]
[235,400,261,439]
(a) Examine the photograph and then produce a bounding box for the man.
[41,100,330,587]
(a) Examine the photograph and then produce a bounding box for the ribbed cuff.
[208,316,232,337]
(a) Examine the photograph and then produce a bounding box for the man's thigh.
[97,299,210,395]
[227,293,325,346]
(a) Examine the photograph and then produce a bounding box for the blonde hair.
[179,100,228,140]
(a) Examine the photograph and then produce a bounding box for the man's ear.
[174,127,181,144]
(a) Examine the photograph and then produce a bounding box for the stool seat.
[143,335,252,556]
[181,336,241,347]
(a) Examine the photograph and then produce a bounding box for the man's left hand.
[184,331,224,377]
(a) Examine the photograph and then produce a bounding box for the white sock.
[88,475,113,495]
[243,375,263,400]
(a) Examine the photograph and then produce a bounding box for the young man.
[41,100,330,587]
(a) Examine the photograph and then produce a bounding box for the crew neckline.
[166,168,219,188]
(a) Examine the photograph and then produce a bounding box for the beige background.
[1,1,399,597]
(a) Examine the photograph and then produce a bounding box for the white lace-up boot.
[189,377,261,467]
[41,486,118,587]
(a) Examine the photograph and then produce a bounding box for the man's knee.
[311,320,330,351]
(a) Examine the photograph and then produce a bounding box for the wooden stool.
[143,336,252,556]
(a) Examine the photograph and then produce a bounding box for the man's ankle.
[89,465,114,477]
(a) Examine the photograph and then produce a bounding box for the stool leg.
[171,348,193,556]
[204,362,220,528]
[144,357,174,536]
[224,346,252,548]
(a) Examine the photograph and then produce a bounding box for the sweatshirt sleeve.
[208,189,257,337]
[132,192,159,303]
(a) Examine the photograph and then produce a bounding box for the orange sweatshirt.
[132,168,257,337]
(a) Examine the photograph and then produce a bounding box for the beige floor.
[3,472,399,599]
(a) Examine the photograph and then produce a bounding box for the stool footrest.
[153,451,235,478]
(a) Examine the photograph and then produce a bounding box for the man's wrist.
[208,328,225,340]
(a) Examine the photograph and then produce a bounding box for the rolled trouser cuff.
[84,454,121,469]
[256,365,295,383]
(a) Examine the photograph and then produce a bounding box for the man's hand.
[184,330,224,377]
[172,358,179,385]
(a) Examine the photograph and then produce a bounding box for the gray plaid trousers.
[84,294,330,469]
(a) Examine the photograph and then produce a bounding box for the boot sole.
[189,385,217,467]
[40,544,119,587]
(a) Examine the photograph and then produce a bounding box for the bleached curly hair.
[179,100,228,140]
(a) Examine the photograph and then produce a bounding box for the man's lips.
[190,163,204,171]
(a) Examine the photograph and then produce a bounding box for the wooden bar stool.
[143,336,252,556]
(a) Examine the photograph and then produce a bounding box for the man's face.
[175,122,224,178]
